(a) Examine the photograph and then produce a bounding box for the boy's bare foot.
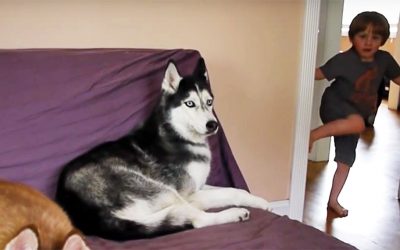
[327,202,348,217]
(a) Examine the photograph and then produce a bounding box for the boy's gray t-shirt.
[319,48,400,119]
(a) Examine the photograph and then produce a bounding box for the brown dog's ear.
[62,231,90,250]
[5,226,39,250]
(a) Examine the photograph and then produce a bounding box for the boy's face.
[351,24,383,62]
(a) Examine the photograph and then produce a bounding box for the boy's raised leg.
[309,114,365,152]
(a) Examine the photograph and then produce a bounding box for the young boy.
[309,11,400,217]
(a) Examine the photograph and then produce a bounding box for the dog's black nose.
[206,121,218,133]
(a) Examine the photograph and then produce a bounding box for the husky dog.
[0,179,89,250]
[56,58,270,241]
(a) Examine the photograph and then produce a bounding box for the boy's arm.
[315,68,326,80]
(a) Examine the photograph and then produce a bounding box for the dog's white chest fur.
[186,161,210,190]
[186,144,211,190]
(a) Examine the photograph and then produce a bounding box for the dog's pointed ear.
[5,226,39,250]
[193,57,208,81]
[162,60,182,94]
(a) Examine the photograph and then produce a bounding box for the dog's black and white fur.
[56,58,271,241]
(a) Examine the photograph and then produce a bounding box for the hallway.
[304,101,400,250]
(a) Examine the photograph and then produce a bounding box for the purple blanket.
[86,208,356,250]
[0,49,355,249]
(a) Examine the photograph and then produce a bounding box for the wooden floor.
[304,101,400,250]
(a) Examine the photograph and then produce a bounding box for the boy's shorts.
[319,89,361,167]
[332,134,359,166]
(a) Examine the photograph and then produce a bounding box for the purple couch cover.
[0,49,356,249]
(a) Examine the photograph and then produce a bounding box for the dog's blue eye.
[206,99,213,106]
[185,101,195,108]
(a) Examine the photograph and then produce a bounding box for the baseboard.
[269,200,290,216]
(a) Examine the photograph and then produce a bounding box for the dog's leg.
[161,202,251,228]
[113,190,251,230]
[188,185,271,211]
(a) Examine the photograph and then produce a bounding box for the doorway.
[304,0,400,248]
[308,0,400,162]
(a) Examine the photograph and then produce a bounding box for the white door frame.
[288,0,321,221]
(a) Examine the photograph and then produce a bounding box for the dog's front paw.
[193,207,250,228]
[222,207,250,222]
[234,207,250,222]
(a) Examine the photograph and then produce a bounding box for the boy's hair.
[348,11,390,45]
